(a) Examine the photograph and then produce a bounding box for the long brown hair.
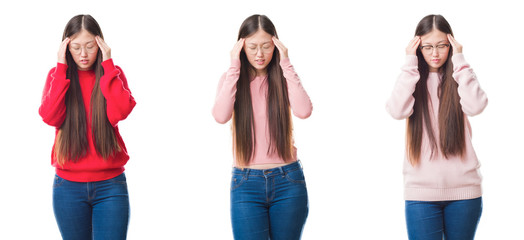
[55,14,120,165]
[233,14,293,166]
[407,14,465,165]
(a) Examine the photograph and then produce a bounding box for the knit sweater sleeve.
[386,55,420,120]
[452,53,488,116]
[100,59,136,127]
[280,58,312,119]
[39,63,70,127]
[212,59,241,124]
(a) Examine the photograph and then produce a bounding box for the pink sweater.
[213,58,312,166]
[386,53,488,201]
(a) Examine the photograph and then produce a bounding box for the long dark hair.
[233,14,293,166]
[407,14,465,165]
[55,14,120,165]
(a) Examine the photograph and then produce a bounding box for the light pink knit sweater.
[386,53,488,201]
[213,58,312,166]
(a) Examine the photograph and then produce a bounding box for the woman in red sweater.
[213,14,312,239]
[39,14,135,240]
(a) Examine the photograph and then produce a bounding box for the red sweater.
[39,59,136,182]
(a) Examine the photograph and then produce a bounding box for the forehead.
[70,29,96,44]
[245,29,273,44]
[420,29,448,44]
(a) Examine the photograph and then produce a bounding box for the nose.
[431,48,439,57]
[80,47,88,57]
[256,48,263,58]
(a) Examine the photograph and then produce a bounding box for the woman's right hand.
[57,38,70,64]
[230,38,245,60]
[406,36,420,55]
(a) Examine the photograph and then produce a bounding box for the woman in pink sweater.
[213,14,312,239]
[386,15,487,240]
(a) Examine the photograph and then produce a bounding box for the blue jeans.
[405,197,482,240]
[53,173,130,240]
[230,161,309,240]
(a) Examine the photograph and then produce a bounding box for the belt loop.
[297,159,303,169]
[278,166,286,178]
[245,168,251,180]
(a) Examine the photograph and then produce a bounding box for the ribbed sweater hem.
[405,186,482,201]
[56,167,125,182]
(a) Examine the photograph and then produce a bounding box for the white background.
[0,0,522,239]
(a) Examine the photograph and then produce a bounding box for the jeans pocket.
[231,173,246,191]
[285,168,306,185]
[53,175,66,188]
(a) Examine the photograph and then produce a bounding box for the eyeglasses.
[245,45,274,54]
[419,44,450,54]
[69,45,98,55]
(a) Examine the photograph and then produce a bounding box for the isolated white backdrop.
[0,0,522,239]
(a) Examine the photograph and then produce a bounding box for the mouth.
[431,59,440,63]
[255,59,265,65]
[80,59,89,65]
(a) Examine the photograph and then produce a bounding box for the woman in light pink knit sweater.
[386,15,487,240]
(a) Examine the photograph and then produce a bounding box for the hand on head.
[272,36,288,60]
[447,34,462,54]
[406,36,421,55]
[231,38,245,60]
[58,38,71,64]
[95,36,111,61]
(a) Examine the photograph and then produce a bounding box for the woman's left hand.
[272,37,288,61]
[95,36,112,61]
[447,34,462,54]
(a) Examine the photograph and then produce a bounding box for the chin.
[430,64,444,71]
[252,64,267,71]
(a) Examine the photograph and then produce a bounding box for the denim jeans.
[53,173,130,240]
[405,197,482,240]
[230,161,309,240]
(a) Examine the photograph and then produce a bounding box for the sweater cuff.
[101,58,116,72]
[55,62,68,76]
[230,59,241,68]
[280,58,291,68]
[451,53,467,68]
[405,55,418,66]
